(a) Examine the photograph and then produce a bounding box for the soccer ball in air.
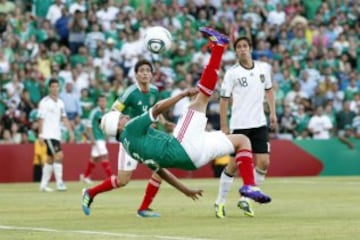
[144,26,173,54]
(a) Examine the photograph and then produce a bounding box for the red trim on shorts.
[176,109,194,143]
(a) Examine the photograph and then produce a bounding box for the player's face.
[49,83,59,97]
[136,65,153,85]
[235,40,252,61]
[98,97,107,109]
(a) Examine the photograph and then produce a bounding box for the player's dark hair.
[135,59,153,73]
[48,78,59,87]
[97,94,106,101]
[233,36,252,49]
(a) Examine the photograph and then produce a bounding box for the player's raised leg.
[189,27,229,113]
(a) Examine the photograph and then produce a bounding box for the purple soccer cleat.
[199,27,229,46]
[239,185,272,204]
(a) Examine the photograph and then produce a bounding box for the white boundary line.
[0,225,212,240]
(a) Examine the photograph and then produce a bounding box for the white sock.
[254,167,267,186]
[40,163,53,189]
[53,162,64,185]
[215,170,234,205]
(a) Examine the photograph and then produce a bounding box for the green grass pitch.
[1,177,360,240]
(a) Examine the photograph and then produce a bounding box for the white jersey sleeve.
[263,62,273,90]
[38,99,46,119]
[220,67,236,98]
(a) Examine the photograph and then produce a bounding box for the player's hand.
[38,137,45,145]
[183,88,199,97]
[269,113,278,130]
[184,188,203,200]
[221,126,230,135]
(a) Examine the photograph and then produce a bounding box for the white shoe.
[57,182,68,191]
[40,186,54,192]
[83,177,93,184]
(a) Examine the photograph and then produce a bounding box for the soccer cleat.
[199,27,229,46]
[137,208,160,218]
[56,182,67,191]
[239,185,271,204]
[238,197,255,217]
[40,186,54,192]
[214,203,226,219]
[82,188,93,216]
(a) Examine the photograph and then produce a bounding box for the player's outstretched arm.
[157,168,203,200]
[151,88,198,119]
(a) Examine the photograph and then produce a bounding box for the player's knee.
[256,155,270,169]
[117,171,132,187]
[55,151,63,161]
[233,134,251,151]
[152,172,162,182]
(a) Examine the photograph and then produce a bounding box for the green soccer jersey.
[118,84,159,118]
[119,112,195,171]
[88,107,106,140]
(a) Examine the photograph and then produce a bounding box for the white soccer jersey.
[38,96,66,141]
[220,61,272,129]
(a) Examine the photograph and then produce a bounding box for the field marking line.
[0,225,212,240]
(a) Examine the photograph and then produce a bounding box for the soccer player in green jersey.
[82,28,271,216]
[81,95,112,183]
[112,59,172,217]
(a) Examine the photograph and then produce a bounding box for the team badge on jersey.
[260,74,265,83]
[149,96,156,106]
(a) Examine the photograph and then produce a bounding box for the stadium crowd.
[0,0,360,145]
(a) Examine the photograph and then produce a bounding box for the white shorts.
[173,109,234,168]
[117,142,138,171]
[91,140,108,157]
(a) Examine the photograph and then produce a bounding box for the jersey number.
[237,77,248,87]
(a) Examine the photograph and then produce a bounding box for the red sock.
[88,175,119,198]
[235,150,256,186]
[101,160,112,177]
[197,45,225,96]
[138,177,161,211]
[84,161,95,178]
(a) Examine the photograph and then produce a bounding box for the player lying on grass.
[82,27,271,216]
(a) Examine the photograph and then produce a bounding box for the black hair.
[134,59,153,73]
[97,94,106,101]
[233,36,252,49]
[48,78,59,87]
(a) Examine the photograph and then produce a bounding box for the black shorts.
[232,126,269,154]
[44,139,62,156]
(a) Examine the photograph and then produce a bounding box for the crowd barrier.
[0,139,359,183]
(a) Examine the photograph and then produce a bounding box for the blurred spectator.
[69,0,86,15]
[55,7,70,47]
[84,23,105,56]
[336,101,356,134]
[293,103,310,139]
[278,104,296,139]
[46,0,64,25]
[308,106,333,139]
[0,0,15,14]
[352,106,360,139]
[0,0,359,146]
[60,81,82,121]
[96,0,119,31]
[1,129,13,144]
[68,9,87,54]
